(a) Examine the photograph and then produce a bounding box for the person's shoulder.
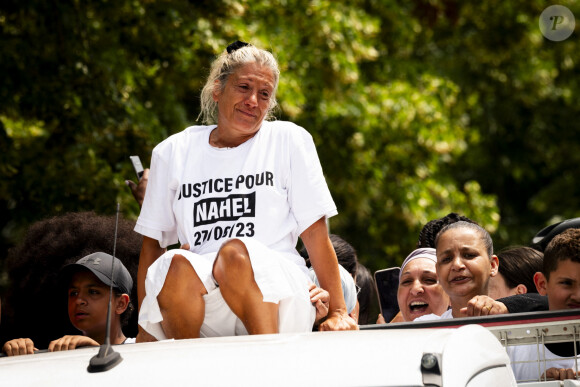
[163,125,213,143]
[153,125,214,154]
[264,120,309,134]
[262,121,313,145]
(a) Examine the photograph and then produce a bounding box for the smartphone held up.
[374,267,400,323]
[129,156,144,180]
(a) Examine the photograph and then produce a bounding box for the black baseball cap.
[532,217,580,252]
[61,252,133,295]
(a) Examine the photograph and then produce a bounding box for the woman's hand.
[301,218,358,331]
[48,335,99,352]
[460,295,508,317]
[319,310,359,331]
[2,338,37,356]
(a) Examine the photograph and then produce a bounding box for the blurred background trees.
[1,0,579,280]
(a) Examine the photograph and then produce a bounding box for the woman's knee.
[161,254,206,298]
[166,254,195,281]
[214,239,252,283]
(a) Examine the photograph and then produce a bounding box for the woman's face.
[397,258,450,321]
[436,227,498,302]
[213,62,275,138]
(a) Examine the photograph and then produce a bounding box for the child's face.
[538,259,580,310]
[67,270,111,337]
[436,227,498,302]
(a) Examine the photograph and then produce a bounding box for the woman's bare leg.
[213,239,278,334]
[157,254,207,339]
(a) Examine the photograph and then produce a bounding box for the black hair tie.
[227,40,250,53]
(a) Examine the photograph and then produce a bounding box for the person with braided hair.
[416,212,477,249]
[418,213,548,315]
[415,221,500,320]
[376,213,473,324]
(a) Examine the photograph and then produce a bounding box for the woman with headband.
[397,248,450,321]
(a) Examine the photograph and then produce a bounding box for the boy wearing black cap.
[2,252,134,356]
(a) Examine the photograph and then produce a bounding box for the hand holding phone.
[130,156,144,180]
[126,156,148,208]
[374,267,401,323]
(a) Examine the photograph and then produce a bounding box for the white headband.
[399,248,437,282]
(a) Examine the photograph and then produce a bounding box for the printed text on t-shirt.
[193,192,255,226]
[178,171,274,199]
[193,222,255,246]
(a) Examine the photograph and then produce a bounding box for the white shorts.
[139,237,316,340]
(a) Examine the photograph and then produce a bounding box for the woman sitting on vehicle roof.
[135,41,357,341]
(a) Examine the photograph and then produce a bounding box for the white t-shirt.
[413,308,453,321]
[135,121,337,269]
[508,344,577,382]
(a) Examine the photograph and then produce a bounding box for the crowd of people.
[1,41,580,382]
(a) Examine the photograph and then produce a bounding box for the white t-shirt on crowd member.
[413,308,453,321]
[508,344,578,382]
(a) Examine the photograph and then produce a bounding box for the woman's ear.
[212,80,221,102]
[115,294,130,315]
[490,255,499,277]
[534,272,548,295]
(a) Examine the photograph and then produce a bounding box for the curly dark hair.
[1,212,141,348]
[417,213,478,249]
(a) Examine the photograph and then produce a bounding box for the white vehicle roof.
[0,324,515,387]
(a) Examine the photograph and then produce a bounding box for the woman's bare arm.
[301,218,358,331]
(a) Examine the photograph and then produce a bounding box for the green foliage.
[1,0,578,277]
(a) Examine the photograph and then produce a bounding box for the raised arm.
[301,218,358,331]
[126,168,149,208]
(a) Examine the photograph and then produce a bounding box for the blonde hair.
[198,43,280,124]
